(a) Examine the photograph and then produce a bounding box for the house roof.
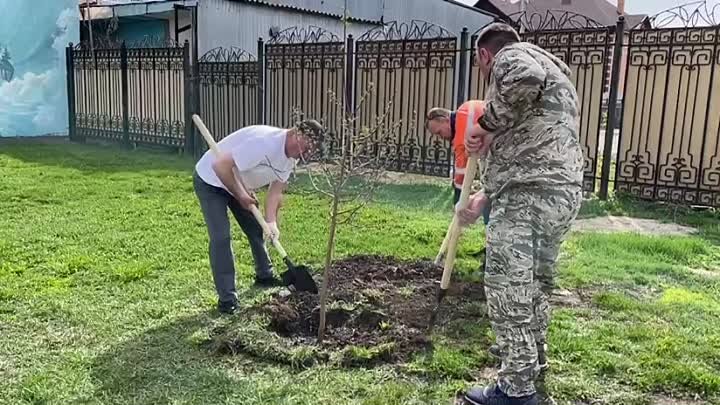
[235,0,497,24]
[476,0,647,29]
[441,0,499,19]
[80,0,198,19]
[232,0,384,24]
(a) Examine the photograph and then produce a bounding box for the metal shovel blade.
[426,287,448,334]
[281,259,318,294]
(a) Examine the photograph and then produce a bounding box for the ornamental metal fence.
[66,2,720,207]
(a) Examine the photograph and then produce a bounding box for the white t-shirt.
[195,125,296,192]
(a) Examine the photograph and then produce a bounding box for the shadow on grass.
[91,313,236,404]
[90,285,277,404]
[0,139,194,174]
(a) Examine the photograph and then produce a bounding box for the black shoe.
[488,344,503,360]
[254,275,284,288]
[463,384,538,405]
[218,300,237,314]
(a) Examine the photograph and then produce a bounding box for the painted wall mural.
[0,0,79,137]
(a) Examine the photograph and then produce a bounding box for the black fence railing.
[196,46,259,148]
[66,3,720,208]
[67,40,191,149]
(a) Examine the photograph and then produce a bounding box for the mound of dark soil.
[260,255,485,364]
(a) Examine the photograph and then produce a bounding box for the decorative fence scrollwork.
[65,10,720,208]
[616,1,720,206]
[67,40,191,149]
[198,47,258,144]
[643,0,720,29]
[264,26,346,148]
[74,36,180,50]
[355,20,457,177]
[468,14,615,193]
[267,26,340,45]
[199,47,256,63]
[357,20,454,41]
[506,10,608,32]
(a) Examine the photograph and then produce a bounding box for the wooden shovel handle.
[440,153,480,290]
[192,114,288,259]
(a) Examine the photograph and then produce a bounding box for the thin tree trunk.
[318,0,350,343]
[318,195,339,342]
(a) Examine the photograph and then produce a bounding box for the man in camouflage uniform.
[456,23,584,405]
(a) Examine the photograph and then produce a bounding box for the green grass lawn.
[1,141,720,405]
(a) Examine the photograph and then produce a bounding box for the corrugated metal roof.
[234,0,384,23]
[478,0,646,28]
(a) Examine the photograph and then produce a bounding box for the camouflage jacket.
[478,42,584,199]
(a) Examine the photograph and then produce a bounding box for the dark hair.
[425,107,451,130]
[296,119,326,157]
[297,119,325,143]
[475,23,521,55]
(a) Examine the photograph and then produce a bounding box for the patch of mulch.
[221,255,487,366]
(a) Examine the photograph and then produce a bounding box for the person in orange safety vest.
[425,100,491,226]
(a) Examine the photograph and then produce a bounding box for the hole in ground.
[215,255,488,367]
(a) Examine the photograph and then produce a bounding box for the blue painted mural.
[0,0,79,137]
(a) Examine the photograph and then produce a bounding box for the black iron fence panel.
[616,26,720,206]
[526,28,615,193]
[67,40,190,149]
[126,46,187,146]
[72,47,125,142]
[198,47,259,144]
[468,12,617,193]
[265,43,346,148]
[355,22,458,177]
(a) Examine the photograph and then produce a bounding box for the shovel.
[192,114,318,294]
[434,159,485,266]
[428,153,480,332]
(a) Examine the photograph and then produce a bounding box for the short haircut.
[425,107,451,129]
[475,22,521,55]
[296,119,325,144]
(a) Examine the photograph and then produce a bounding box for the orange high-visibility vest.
[452,100,485,189]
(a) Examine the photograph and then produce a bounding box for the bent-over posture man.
[426,101,492,265]
[457,23,584,405]
[193,121,323,314]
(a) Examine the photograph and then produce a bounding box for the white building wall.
[382,0,495,37]
[198,0,377,56]
[168,10,193,46]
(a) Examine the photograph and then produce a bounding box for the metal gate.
[355,21,458,176]
[67,39,192,149]
[467,11,619,194]
[263,26,347,145]
[616,3,720,206]
[196,46,259,146]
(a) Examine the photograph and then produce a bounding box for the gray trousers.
[193,171,273,303]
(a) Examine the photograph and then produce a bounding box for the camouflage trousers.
[484,186,582,397]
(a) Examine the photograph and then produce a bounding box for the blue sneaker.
[463,384,538,405]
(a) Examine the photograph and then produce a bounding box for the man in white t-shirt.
[193,120,324,314]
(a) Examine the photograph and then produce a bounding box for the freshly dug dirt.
[260,255,486,363]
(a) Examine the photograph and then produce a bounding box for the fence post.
[257,37,265,125]
[65,44,77,142]
[120,42,130,148]
[599,16,625,200]
[182,40,194,155]
[456,28,469,109]
[192,43,202,157]
[345,35,355,116]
